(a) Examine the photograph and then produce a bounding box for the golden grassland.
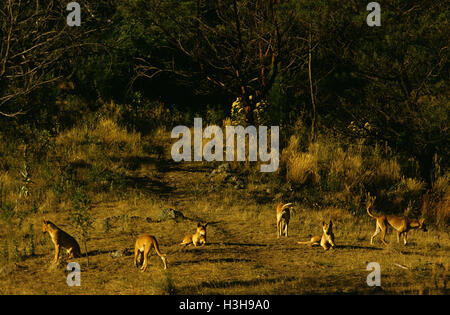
[0,162,448,295]
[0,118,448,294]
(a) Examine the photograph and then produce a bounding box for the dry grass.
[422,174,450,227]
[285,141,321,185]
[283,137,403,190]
[0,119,448,295]
[54,118,143,163]
[0,158,448,295]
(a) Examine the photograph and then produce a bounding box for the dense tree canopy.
[0,0,448,181]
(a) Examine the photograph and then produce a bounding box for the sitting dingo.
[366,194,427,246]
[42,219,82,263]
[134,234,167,272]
[276,202,293,238]
[298,220,336,250]
[181,222,207,247]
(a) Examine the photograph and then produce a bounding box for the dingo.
[298,221,336,250]
[42,219,82,263]
[276,202,293,238]
[366,194,427,245]
[134,234,167,271]
[181,223,208,246]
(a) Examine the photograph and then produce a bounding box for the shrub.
[422,173,450,227]
[286,146,321,185]
[329,147,363,191]
[280,133,424,216]
[386,177,426,217]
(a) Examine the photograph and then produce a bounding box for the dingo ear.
[419,218,425,224]
[322,221,326,226]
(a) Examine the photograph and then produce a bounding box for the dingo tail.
[366,193,377,218]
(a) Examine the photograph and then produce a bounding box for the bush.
[280,132,432,217]
[286,142,321,186]
[422,173,450,227]
[388,177,426,216]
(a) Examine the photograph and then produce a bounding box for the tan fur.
[367,200,427,246]
[181,223,207,246]
[42,219,82,263]
[276,202,293,238]
[134,234,167,272]
[298,221,336,250]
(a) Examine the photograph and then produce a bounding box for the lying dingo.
[298,221,336,250]
[181,222,208,247]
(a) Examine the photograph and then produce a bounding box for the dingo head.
[418,218,427,232]
[196,222,208,236]
[42,219,50,233]
[197,223,208,235]
[322,220,333,235]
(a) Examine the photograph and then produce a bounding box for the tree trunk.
[308,27,316,141]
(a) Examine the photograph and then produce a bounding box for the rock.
[228,175,237,182]
[209,163,245,189]
[158,207,185,221]
[234,178,245,189]
[226,175,245,189]
[209,169,218,177]
[217,163,231,173]
[210,163,231,178]
[110,248,131,258]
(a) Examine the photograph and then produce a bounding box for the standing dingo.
[366,193,427,245]
[276,202,293,238]
[134,234,167,272]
